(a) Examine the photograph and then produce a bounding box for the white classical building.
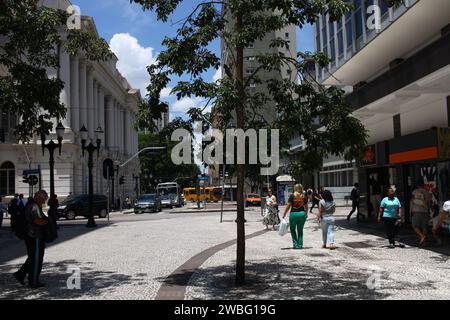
[0,0,141,204]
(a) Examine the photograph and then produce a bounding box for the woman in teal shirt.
[378,187,403,248]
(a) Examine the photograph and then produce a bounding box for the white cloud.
[172,97,207,113]
[213,67,222,82]
[109,33,156,96]
[161,87,173,98]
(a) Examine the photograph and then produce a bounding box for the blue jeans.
[320,215,335,245]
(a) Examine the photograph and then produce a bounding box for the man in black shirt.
[347,183,361,222]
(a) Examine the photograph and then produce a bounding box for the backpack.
[10,202,28,240]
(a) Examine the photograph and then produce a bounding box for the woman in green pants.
[282,184,308,249]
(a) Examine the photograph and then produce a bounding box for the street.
[0,205,449,300]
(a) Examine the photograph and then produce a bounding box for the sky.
[71,0,315,121]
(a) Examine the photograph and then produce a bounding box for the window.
[315,19,321,50]
[0,109,17,143]
[246,43,254,49]
[345,13,353,49]
[245,56,256,62]
[354,0,363,41]
[285,32,290,39]
[245,68,255,75]
[379,0,389,17]
[0,161,15,196]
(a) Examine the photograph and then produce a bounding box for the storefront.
[358,128,450,230]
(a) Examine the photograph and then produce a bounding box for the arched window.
[0,161,15,196]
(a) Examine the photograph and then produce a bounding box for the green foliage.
[139,128,200,192]
[0,0,112,141]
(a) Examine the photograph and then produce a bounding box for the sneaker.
[13,272,25,286]
[388,244,396,249]
[328,245,337,250]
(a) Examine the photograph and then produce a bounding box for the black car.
[58,194,108,220]
[134,194,162,213]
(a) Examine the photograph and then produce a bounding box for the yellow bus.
[183,187,223,202]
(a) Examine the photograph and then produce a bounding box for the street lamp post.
[80,125,104,228]
[41,122,65,206]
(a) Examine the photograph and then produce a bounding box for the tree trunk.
[235,12,246,287]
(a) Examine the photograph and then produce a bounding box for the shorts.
[411,212,429,229]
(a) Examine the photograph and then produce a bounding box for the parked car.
[246,194,262,207]
[58,194,108,220]
[160,194,173,209]
[134,194,162,213]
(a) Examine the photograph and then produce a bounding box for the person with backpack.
[8,193,19,217]
[0,197,6,228]
[13,190,49,288]
[410,180,431,247]
[282,184,308,249]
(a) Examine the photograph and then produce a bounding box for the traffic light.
[22,174,29,184]
[119,176,125,185]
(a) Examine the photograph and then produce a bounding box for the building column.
[79,59,87,132]
[59,49,71,131]
[70,56,80,135]
[124,110,131,156]
[93,80,98,131]
[99,88,105,136]
[114,100,119,151]
[86,67,94,139]
[105,96,114,149]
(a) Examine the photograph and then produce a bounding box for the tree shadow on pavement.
[0,224,109,265]
[334,218,450,256]
[0,259,143,300]
[180,257,439,300]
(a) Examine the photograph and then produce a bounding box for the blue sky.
[72,0,315,120]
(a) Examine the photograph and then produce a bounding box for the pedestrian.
[347,183,361,222]
[8,194,19,218]
[14,190,49,288]
[263,189,278,230]
[410,180,431,246]
[47,194,59,229]
[19,194,27,206]
[318,190,337,250]
[0,197,6,228]
[432,191,450,246]
[378,187,404,249]
[125,196,131,209]
[309,188,321,213]
[282,184,308,249]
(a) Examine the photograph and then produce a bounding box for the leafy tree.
[139,119,200,192]
[0,0,112,141]
[131,0,404,285]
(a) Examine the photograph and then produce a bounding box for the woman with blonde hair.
[282,184,308,249]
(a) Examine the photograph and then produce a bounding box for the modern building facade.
[314,0,450,225]
[0,0,141,205]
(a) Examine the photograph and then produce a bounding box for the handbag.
[278,219,289,236]
[43,215,58,243]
